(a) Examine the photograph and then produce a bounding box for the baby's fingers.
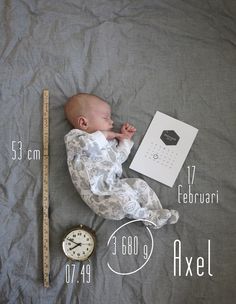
[123,122,130,130]
[127,124,136,132]
[124,122,135,129]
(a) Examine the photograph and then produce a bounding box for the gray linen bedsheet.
[0,1,236,303]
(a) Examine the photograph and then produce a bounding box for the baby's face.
[86,100,113,133]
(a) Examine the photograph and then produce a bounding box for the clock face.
[62,226,95,261]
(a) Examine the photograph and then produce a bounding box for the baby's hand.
[121,123,136,140]
[102,130,126,141]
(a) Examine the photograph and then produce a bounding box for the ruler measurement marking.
[42,90,50,288]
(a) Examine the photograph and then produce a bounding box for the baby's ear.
[77,116,88,130]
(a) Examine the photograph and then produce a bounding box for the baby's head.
[64,93,113,133]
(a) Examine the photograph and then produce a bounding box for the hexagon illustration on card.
[160,130,180,145]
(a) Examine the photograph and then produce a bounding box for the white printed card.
[130,111,198,187]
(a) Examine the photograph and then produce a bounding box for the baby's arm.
[101,130,125,141]
[115,123,136,164]
[116,139,134,164]
[101,124,136,142]
[65,130,108,159]
[65,130,115,196]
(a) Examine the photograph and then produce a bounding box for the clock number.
[81,264,91,283]
[65,264,91,284]
[65,263,76,284]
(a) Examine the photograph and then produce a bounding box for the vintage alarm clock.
[62,224,96,261]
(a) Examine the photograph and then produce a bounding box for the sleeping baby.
[64,93,179,228]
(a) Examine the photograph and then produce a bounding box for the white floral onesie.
[65,129,179,228]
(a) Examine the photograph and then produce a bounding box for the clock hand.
[70,243,82,250]
[67,238,79,245]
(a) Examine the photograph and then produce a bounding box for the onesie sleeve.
[64,129,108,161]
[116,138,134,164]
[64,129,118,196]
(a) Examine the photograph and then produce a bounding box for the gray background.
[0,0,236,303]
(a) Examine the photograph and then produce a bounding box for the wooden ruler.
[42,89,50,288]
